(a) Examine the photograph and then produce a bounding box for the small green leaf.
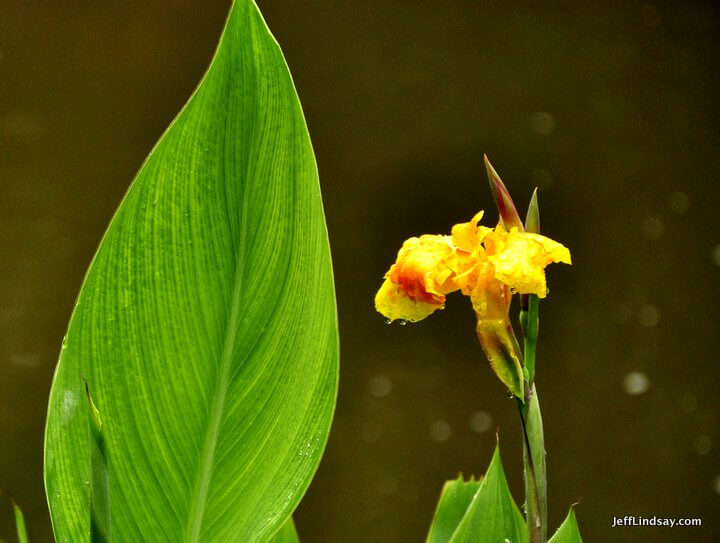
[269,517,300,543]
[548,508,583,543]
[426,476,482,543]
[12,500,29,543]
[448,446,526,543]
[84,380,110,543]
[524,188,540,234]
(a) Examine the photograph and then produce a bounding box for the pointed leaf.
[13,500,29,543]
[524,188,540,234]
[448,447,526,543]
[548,508,583,543]
[44,1,338,542]
[84,381,111,542]
[426,476,482,543]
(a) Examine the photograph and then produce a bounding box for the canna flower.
[375,211,570,323]
[374,210,570,398]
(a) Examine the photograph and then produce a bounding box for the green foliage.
[12,501,28,543]
[548,508,583,543]
[84,381,110,542]
[43,0,338,541]
[427,446,527,543]
[426,476,482,543]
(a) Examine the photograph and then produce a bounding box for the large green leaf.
[447,447,526,543]
[426,476,482,543]
[44,1,338,541]
[548,508,583,543]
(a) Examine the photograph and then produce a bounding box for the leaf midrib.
[177,3,251,540]
[183,248,246,542]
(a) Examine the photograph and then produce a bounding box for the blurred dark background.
[1,1,719,541]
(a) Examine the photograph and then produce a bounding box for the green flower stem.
[518,294,547,543]
[519,385,547,543]
[519,294,539,384]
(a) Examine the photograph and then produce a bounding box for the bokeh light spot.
[638,304,659,328]
[667,191,689,214]
[369,375,392,397]
[530,112,556,135]
[641,216,664,239]
[623,372,650,395]
[712,244,720,266]
[430,420,452,442]
[693,435,712,456]
[469,411,493,433]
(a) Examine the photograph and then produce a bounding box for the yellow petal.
[523,232,572,265]
[375,234,458,323]
[485,229,571,297]
[451,211,491,252]
[374,277,443,322]
[387,234,458,298]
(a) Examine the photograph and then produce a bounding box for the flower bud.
[484,155,524,231]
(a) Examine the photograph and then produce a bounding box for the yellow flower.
[374,211,571,398]
[375,211,570,324]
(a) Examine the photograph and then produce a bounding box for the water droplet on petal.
[398,319,408,326]
[384,318,392,325]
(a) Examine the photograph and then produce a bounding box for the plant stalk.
[518,294,547,543]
